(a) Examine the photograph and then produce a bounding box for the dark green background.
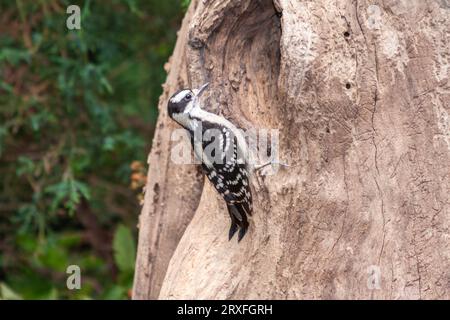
[0,0,187,299]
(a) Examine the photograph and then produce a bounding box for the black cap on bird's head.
[167,83,209,119]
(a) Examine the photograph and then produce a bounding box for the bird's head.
[167,83,209,122]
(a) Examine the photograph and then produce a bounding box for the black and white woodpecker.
[167,83,252,242]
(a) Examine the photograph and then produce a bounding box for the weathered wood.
[134,0,450,299]
[131,4,204,300]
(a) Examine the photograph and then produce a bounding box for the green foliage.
[0,0,184,299]
[181,0,191,11]
[113,224,136,274]
[113,224,136,291]
[0,283,23,300]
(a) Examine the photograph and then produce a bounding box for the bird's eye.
[185,93,192,100]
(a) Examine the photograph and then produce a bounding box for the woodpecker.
[167,83,252,242]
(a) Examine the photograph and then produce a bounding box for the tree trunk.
[133,0,450,299]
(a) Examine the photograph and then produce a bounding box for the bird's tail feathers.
[226,203,249,242]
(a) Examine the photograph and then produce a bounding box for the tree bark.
[131,4,204,299]
[133,0,450,299]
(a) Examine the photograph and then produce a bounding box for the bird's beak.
[194,82,209,98]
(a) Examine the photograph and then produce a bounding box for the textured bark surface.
[131,5,204,299]
[133,0,450,299]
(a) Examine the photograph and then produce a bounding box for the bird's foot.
[254,160,291,176]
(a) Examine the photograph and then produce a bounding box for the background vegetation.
[0,0,185,299]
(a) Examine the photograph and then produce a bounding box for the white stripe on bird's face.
[170,89,191,103]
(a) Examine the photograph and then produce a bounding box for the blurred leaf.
[0,48,31,65]
[100,76,113,94]
[44,179,91,215]
[39,288,58,300]
[103,136,115,151]
[38,243,69,272]
[103,285,126,300]
[16,233,38,253]
[58,232,82,247]
[181,0,191,11]
[113,224,136,273]
[0,283,23,300]
[0,125,7,156]
[0,81,14,93]
[16,156,35,177]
